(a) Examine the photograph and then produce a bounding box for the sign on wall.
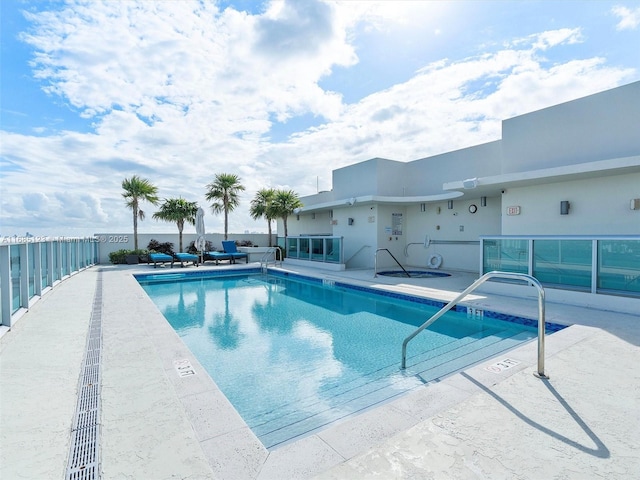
[506,206,521,216]
[392,213,403,235]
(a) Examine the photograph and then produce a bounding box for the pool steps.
[253,326,533,448]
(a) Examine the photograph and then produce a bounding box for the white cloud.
[1,1,638,237]
[530,28,584,50]
[612,5,640,30]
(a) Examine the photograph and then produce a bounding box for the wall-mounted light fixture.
[348,218,354,225]
[560,201,570,215]
[481,196,487,207]
[311,213,316,219]
[420,203,426,212]
[462,178,478,189]
[631,199,640,210]
[447,200,454,209]
[296,215,300,221]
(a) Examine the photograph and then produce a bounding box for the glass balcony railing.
[0,237,99,326]
[481,236,640,297]
[284,236,343,264]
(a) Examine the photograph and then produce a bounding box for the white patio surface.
[1,262,638,479]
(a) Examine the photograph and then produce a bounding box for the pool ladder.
[401,271,549,379]
[260,247,282,273]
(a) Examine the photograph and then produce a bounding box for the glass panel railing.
[41,244,49,288]
[298,238,310,260]
[79,242,85,268]
[10,245,21,313]
[62,243,69,276]
[1,238,98,326]
[533,239,592,290]
[284,236,343,264]
[482,236,640,298]
[70,242,78,271]
[598,239,640,295]
[53,242,61,282]
[28,243,36,297]
[286,238,299,259]
[310,238,324,261]
[482,238,528,274]
[325,238,341,263]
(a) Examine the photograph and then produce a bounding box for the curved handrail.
[403,242,424,257]
[260,247,282,270]
[401,271,548,379]
[374,248,412,277]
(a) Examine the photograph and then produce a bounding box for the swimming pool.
[137,270,565,449]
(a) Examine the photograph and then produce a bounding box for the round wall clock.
[468,204,478,214]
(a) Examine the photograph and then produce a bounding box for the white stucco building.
[281,81,640,299]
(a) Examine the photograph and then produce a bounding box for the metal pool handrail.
[374,248,411,278]
[401,271,548,379]
[260,247,282,271]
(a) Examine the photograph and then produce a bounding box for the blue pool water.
[137,270,564,449]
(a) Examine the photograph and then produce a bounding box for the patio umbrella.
[195,207,206,262]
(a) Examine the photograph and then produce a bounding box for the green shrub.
[109,249,130,264]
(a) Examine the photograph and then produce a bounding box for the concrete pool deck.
[1,262,639,479]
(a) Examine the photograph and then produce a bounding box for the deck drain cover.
[66,271,103,479]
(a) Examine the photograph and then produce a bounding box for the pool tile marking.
[174,359,197,377]
[485,358,521,373]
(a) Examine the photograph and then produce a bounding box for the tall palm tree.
[272,189,303,238]
[249,188,276,246]
[152,198,198,252]
[121,175,159,250]
[205,173,245,240]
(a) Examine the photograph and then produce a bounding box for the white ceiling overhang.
[443,155,640,197]
[294,192,463,214]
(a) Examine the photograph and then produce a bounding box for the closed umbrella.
[195,207,206,262]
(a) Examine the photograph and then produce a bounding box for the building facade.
[282,81,640,299]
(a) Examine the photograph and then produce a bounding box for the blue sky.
[1,0,639,237]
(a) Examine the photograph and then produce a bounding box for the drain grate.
[66,270,103,480]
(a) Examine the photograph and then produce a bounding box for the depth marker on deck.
[485,358,520,373]
[174,359,197,377]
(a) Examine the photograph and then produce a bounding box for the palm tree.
[205,173,245,240]
[121,175,160,250]
[152,198,198,252]
[272,189,303,238]
[249,188,276,246]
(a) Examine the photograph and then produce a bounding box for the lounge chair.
[222,241,249,264]
[174,252,199,267]
[203,251,232,265]
[149,252,174,268]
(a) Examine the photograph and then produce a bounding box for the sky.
[1,0,639,238]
